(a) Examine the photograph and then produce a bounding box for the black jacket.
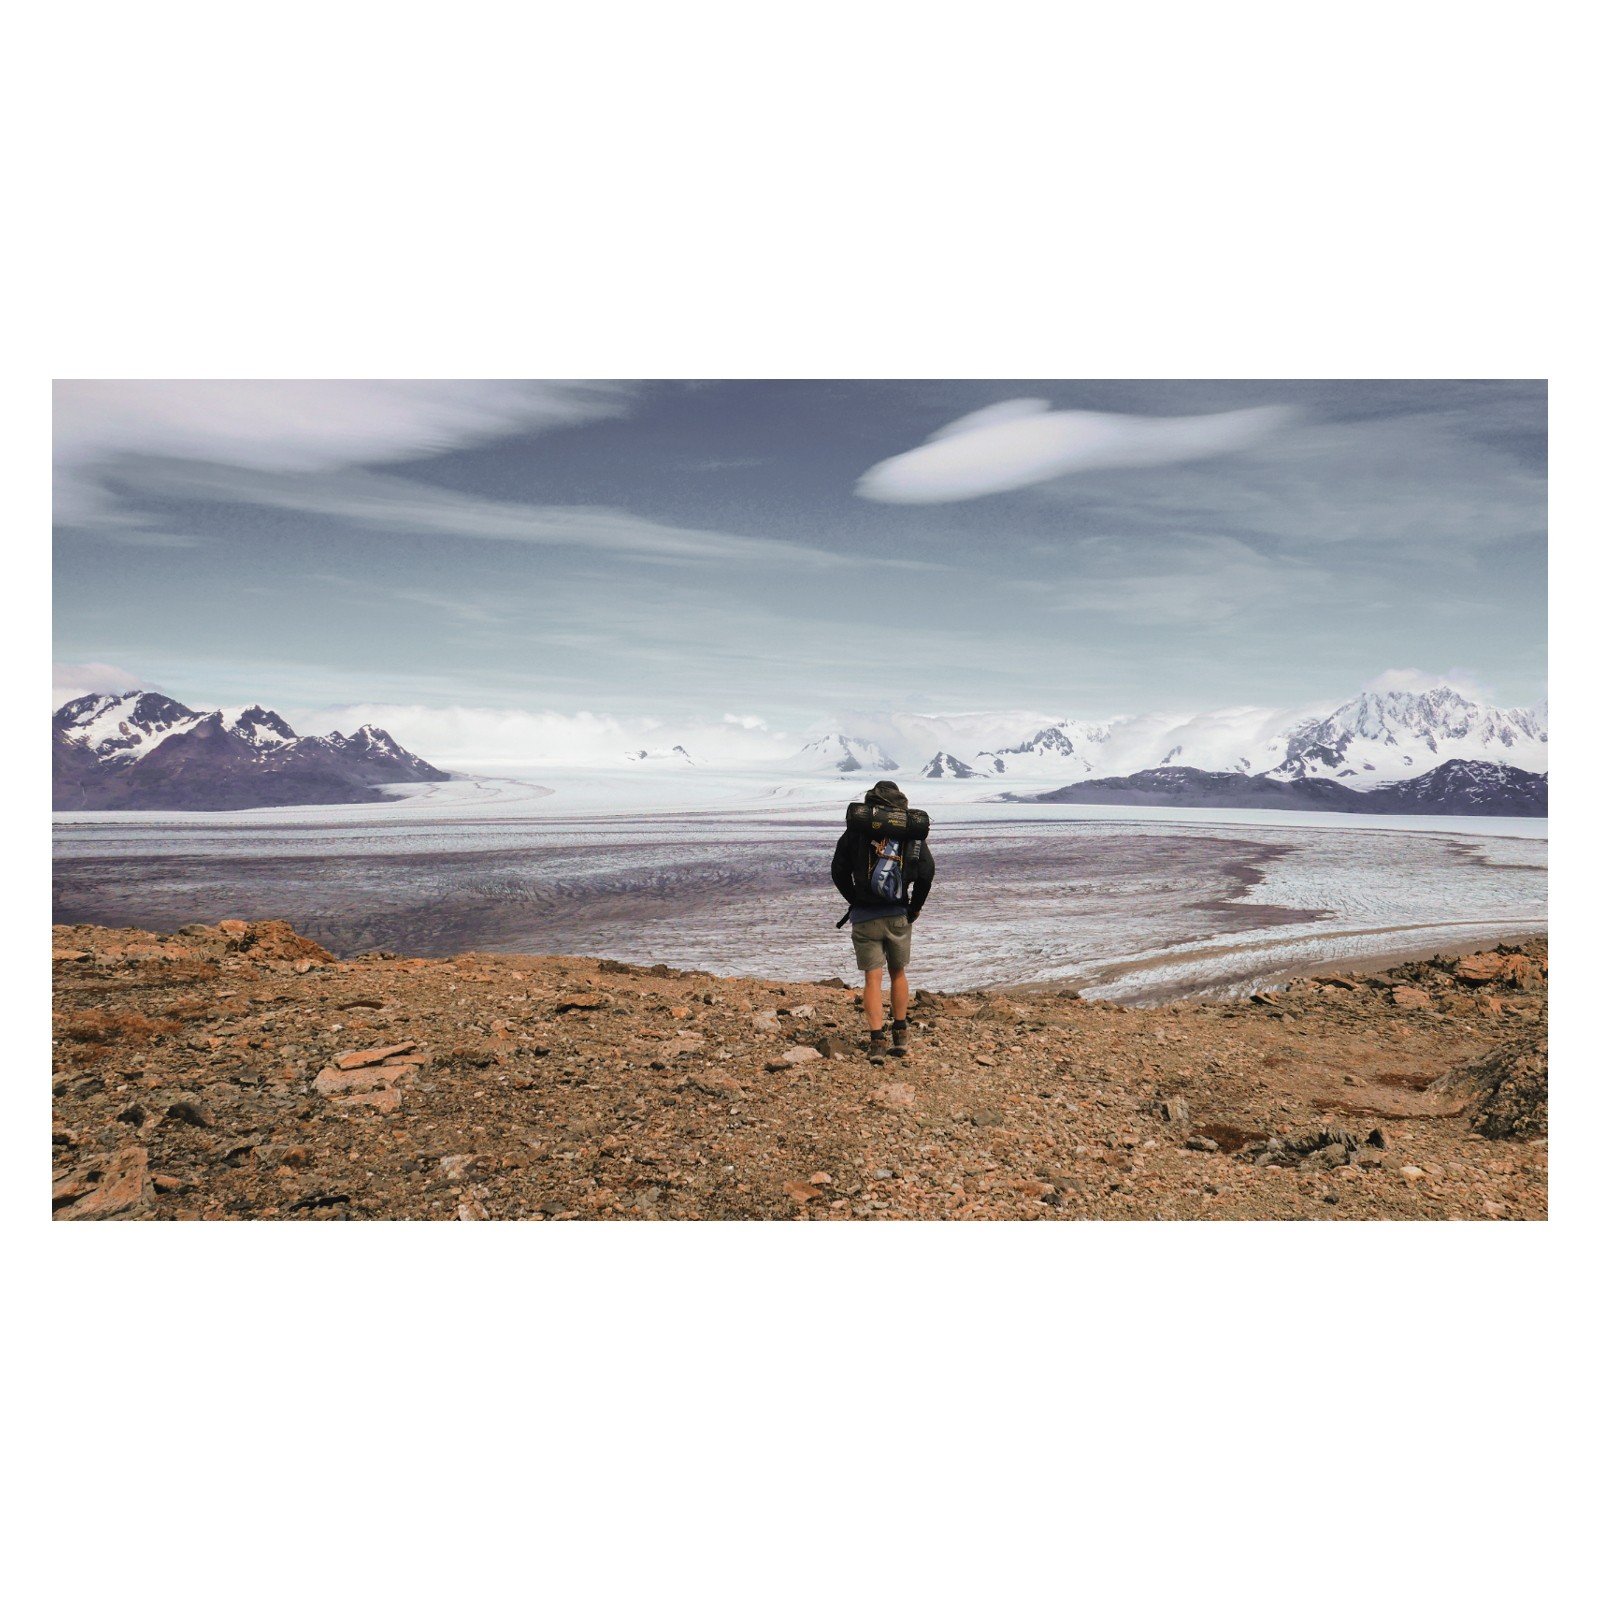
[831,831,936,922]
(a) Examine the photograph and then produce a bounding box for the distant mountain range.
[898,686,1548,787]
[1016,759,1546,817]
[53,692,450,811]
[55,681,1548,817]
[781,685,1548,816]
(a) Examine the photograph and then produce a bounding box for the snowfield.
[54,767,1547,1004]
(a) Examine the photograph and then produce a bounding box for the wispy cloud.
[90,458,937,571]
[313,573,520,628]
[857,400,1293,503]
[54,378,631,531]
[1044,532,1312,624]
[1037,409,1547,547]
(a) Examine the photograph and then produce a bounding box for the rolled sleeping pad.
[845,801,930,841]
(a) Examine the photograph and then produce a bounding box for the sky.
[53,378,1547,763]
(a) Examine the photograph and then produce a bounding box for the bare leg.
[862,967,885,1031]
[888,968,909,1023]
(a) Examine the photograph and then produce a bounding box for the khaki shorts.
[851,913,912,973]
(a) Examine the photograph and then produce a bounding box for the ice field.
[53,771,1548,1003]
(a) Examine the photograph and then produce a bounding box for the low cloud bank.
[52,661,158,707]
[291,703,801,770]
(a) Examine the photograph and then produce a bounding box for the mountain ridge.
[820,684,1547,793]
[1014,759,1547,817]
[53,692,450,811]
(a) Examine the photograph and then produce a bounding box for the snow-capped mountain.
[222,705,297,747]
[1263,687,1547,787]
[53,691,450,811]
[974,720,1112,782]
[784,734,899,773]
[64,690,206,766]
[901,685,1547,794]
[625,745,698,766]
[920,751,983,779]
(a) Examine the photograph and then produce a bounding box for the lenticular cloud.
[856,400,1293,503]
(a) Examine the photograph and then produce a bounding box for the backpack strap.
[903,835,922,904]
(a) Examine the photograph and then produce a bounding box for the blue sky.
[53,379,1546,753]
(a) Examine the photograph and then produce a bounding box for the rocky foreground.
[51,921,1548,1221]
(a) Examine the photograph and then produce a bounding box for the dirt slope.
[51,920,1547,1221]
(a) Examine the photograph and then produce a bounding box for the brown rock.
[1392,985,1435,1011]
[783,1180,823,1204]
[687,1070,742,1098]
[334,1041,421,1070]
[229,920,335,964]
[51,1171,98,1210]
[1436,1039,1548,1139]
[657,1034,706,1058]
[57,1147,153,1220]
[781,1045,822,1064]
[1501,954,1537,989]
[341,1088,404,1112]
[554,993,608,1013]
[868,1082,916,1109]
[314,1055,422,1095]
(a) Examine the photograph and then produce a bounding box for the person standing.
[830,779,936,1063]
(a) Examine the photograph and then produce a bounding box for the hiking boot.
[867,1029,887,1065]
[889,1021,909,1058]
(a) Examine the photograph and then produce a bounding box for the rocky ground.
[51,920,1548,1221]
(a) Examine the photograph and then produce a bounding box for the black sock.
[891,1019,907,1033]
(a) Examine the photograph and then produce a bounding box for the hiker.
[830,778,936,1063]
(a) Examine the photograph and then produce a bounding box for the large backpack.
[836,799,930,926]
